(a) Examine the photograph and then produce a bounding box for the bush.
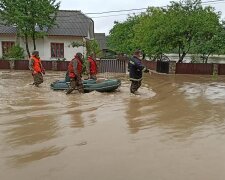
[4,45,24,60]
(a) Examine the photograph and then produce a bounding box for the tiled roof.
[95,33,107,50]
[48,10,94,38]
[0,24,17,34]
[0,10,94,38]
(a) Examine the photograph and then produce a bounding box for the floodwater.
[0,70,225,180]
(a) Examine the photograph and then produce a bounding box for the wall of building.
[0,35,87,61]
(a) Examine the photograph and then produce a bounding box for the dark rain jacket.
[128,56,148,81]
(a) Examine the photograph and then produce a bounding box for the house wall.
[42,36,86,61]
[0,35,87,61]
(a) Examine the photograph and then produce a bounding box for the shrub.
[4,45,24,60]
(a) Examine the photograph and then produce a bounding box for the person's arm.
[135,59,149,73]
[86,60,90,75]
[29,59,34,71]
[39,59,45,74]
[73,60,78,75]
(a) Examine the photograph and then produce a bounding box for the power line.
[89,0,225,19]
[86,8,148,15]
[91,13,139,19]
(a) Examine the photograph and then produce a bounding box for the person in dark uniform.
[128,49,149,94]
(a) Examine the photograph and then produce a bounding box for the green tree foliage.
[0,0,60,57]
[133,7,171,60]
[107,0,225,63]
[86,39,102,58]
[4,44,24,60]
[165,0,223,62]
[107,15,141,55]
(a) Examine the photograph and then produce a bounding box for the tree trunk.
[32,27,36,50]
[25,32,30,58]
[178,52,187,63]
[178,45,181,62]
[205,54,210,64]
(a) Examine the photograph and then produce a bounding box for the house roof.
[0,24,17,34]
[0,10,94,38]
[48,10,94,38]
[95,33,107,50]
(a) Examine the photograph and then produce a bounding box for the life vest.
[88,56,97,75]
[68,57,83,78]
[31,56,42,73]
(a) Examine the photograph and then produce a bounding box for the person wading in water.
[66,52,84,94]
[86,53,98,80]
[29,50,45,87]
[128,49,150,94]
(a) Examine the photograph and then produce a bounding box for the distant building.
[94,33,117,58]
[0,10,94,60]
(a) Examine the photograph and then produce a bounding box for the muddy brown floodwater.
[0,70,225,180]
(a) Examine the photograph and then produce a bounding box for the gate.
[156,61,169,73]
[98,59,126,73]
[156,54,170,73]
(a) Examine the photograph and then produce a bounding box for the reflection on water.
[1,71,225,180]
[8,146,65,167]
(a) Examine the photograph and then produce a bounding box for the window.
[51,43,64,58]
[2,41,15,55]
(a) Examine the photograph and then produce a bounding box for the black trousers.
[130,80,142,93]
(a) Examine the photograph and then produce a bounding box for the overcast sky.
[60,0,225,35]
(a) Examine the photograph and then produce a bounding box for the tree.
[133,7,172,60]
[107,15,140,55]
[107,0,224,62]
[0,0,60,57]
[166,0,224,62]
[4,44,24,59]
[86,39,102,58]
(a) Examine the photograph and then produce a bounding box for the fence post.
[52,61,57,71]
[212,63,218,76]
[169,61,176,74]
[9,60,15,70]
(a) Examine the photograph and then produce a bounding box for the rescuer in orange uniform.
[66,52,84,94]
[29,50,45,87]
[87,54,98,80]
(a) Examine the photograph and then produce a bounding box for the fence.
[98,59,126,73]
[0,59,127,73]
[176,63,213,75]
[218,64,225,75]
[0,60,10,69]
[0,59,224,75]
[142,60,157,71]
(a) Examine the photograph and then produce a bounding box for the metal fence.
[0,60,10,69]
[14,60,29,70]
[97,59,127,73]
[41,61,53,70]
[1,60,224,75]
[176,63,213,75]
[218,64,225,75]
[57,61,70,71]
[142,60,157,71]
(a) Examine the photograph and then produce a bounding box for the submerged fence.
[0,59,127,73]
[0,59,225,75]
[176,63,213,75]
[98,59,126,73]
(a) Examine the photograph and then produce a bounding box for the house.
[94,33,118,58]
[94,33,107,51]
[0,10,94,60]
